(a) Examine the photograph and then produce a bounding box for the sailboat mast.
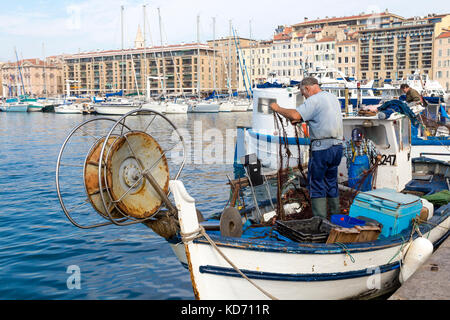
[212,17,216,95]
[143,4,147,98]
[158,7,166,96]
[42,43,47,97]
[197,15,201,100]
[121,5,124,95]
[228,20,232,97]
[249,20,253,90]
[14,47,26,96]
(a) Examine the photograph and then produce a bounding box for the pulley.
[220,207,243,238]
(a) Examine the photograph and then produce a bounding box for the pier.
[389,236,450,300]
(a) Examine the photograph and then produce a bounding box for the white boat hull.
[191,103,220,113]
[411,144,450,162]
[93,105,140,115]
[165,103,188,114]
[168,180,450,300]
[27,106,43,112]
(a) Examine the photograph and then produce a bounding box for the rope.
[334,242,356,263]
[180,226,279,300]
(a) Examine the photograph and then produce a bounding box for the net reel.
[56,109,186,229]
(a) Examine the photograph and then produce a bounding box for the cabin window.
[257,98,276,114]
[361,125,389,149]
[295,92,304,107]
[401,117,411,150]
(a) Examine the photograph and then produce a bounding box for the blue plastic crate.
[331,215,366,228]
[349,188,422,238]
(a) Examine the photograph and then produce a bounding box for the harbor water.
[0,111,252,299]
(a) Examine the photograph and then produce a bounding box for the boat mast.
[121,5,124,95]
[143,4,147,98]
[14,47,26,96]
[197,15,201,100]
[42,43,47,98]
[228,20,232,98]
[249,19,253,90]
[212,17,216,97]
[158,7,166,97]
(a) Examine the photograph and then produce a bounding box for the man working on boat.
[270,77,343,218]
[400,84,423,105]
[343,128,382,192]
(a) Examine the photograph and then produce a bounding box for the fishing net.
[273,112,311,221]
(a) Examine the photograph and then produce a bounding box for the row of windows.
[437,59,450,67]
[436,70,450,78]
[337,46,357,53]
[337,57,356,64]
[437,49,450,57]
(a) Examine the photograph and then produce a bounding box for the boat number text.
[372,154,396,166]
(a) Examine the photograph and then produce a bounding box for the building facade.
[1,58,63,97]
[62,43,225,96]
[434,29,450,91]
[336,39,359,77]
[240,40,272,90]
[292,10,405,33]
[358,14,450,82]
[207,37,257,93]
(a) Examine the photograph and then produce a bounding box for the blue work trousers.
[308,145,343,199]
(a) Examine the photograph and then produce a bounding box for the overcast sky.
[0,0,448,61]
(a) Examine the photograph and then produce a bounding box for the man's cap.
[351,128,363,141]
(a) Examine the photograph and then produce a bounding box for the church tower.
[134,25,145,48]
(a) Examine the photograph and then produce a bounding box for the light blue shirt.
[296,91,343,150]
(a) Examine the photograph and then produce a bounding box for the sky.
[0,0,449,62]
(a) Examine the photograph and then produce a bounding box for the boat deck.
[389,234,450,300]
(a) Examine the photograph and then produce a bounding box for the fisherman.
[343,128,382,192]
[400,84,423,105]
[270,77,343,218]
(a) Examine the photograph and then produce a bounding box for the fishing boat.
[55,90,450,300]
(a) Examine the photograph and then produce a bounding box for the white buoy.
[399,237,433,284]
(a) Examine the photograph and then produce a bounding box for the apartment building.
[62,43,225,96]
[292,10,404,33]
[434,30,450,91]
[359,14,450,82]
[336,39,359,77]
[239,40,272,90]
[1,58,63,97]
[207,36,257,93]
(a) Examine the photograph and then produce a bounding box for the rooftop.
[292,11,403,27]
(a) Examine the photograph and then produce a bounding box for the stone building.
[1,58,63,97]
[434,29,450,91]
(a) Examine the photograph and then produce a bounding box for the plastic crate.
[275,217,338,243]
[349,188,422,238]
[331,214,366,228]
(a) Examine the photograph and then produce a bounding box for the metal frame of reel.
[56,109,186,229]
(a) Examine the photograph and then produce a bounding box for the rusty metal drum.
[105,131,170,219]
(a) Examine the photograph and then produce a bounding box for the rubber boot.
[311,198,327,218]
[327,197,341,216]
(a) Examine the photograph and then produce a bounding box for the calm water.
[0,111,252,299]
